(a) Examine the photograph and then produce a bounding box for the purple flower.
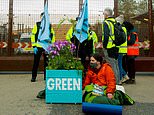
[47,40,76,59]
[53,50,57,55]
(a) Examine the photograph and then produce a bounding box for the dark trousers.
[122,55,136,80]
[32,47,48,80]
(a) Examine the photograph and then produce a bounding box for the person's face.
[103,11,108,19]
[89,26,94,30]
[90,56,99,69]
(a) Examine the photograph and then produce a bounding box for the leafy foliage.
[118,0,148,21]
[46,40,84,70]
[57,17,77,29]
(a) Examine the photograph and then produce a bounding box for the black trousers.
[122,55,136,80]
[32,47,48,80]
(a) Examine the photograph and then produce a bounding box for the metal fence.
[0,0,151,57]
[0,0,115,56]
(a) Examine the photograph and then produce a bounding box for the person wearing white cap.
[115,15,129,84]
[115,15,124,24]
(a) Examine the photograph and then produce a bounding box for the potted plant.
[46,40,84,70]
[45,40,84,103]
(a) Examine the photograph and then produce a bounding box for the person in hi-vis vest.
[102,7,120,84]
[115,15,129,85]
[83,24,98,72]
[122,21,139,84]
[31,12,55,82]
[66,22,98,74]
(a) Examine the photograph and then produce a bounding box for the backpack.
[107,20,126,46]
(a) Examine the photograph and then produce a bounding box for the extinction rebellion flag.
[37,1,51,53]
[74,0,89,43]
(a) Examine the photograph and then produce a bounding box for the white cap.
[115,15,124,24]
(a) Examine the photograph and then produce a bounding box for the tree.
[136,0,148,14]
[118,0,148,22]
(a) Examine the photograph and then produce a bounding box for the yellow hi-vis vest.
[102,18,116,49]
[31,24,55,48]
[88,30,98,53]
[118,26,127,54]
[66,26,74,42]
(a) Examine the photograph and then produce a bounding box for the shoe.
[121,75,129,83]
[123,79,136,84]
[31,78,36,82]
[118,80,122,85]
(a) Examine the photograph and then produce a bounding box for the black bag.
[107,47,119,59]
[108,20,126,46]
[36,89,45,99]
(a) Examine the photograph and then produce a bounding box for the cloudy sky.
[0,0,114,25]
[0,0,114,14]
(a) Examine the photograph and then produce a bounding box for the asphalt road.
[0,73,154,115]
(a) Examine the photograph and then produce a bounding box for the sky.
[0,0,114,14]
[0,0,114,25]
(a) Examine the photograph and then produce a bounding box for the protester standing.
[102,7,120,84]
[66,20,97,71]
[31,12,55,82]
[87,24,98,57]
[66,18,80,58]
[115,15,129,84]
[122,21,139,84]
[83,24,98,72]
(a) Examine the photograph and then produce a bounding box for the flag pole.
[77,0,83,59]
[44,0,48,6]
[79,0,83,14]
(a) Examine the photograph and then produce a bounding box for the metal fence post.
[44,0,48,6]
[79,0,83,14]
[114,0,118,17]
[8,0,13,56]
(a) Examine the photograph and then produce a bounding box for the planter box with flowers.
[45,40,84,103]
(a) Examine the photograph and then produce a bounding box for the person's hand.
[33,47,38,54]
[107,93,113,99]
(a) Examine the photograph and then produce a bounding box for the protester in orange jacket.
[82,53,116,99]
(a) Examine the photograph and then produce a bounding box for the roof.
[131,10,154,24]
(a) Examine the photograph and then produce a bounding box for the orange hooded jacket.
[82,63,116,94]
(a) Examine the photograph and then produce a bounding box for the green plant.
[46,40,84,70]
[57,17,76,29]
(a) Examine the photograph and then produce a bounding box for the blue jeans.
[118,54,127,80]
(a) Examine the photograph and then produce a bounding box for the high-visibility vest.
[102,18,116,49]
[31,22,55,48]
[127,32,139,56]
[66,26,74,42]
[119,26,127,54]
[88,30,98,53]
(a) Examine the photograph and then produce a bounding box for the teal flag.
[37,1,51,53]
[74,0,88,43]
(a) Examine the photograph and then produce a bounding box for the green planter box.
[46,70,82,103]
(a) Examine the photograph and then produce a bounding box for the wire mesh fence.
[0,0,114,56]
[0,0,151,57]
